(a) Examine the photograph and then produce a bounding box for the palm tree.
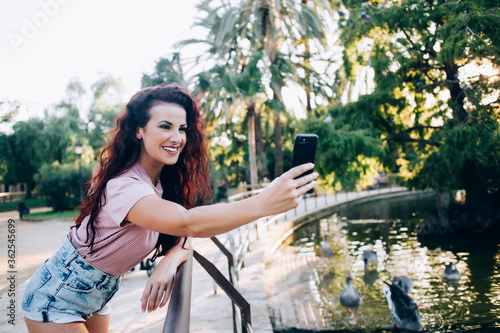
[242,0,330,173]
[192,52,265,186]
[180,0,332,177]
[141,52,187,88]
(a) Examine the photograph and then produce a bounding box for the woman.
[21,84,317,332]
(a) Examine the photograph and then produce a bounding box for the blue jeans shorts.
[21,236,121,324]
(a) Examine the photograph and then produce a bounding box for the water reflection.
[281,193,500,331]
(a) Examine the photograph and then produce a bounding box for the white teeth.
[163,146,177,152]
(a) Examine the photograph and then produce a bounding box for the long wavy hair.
[75,84,212,260]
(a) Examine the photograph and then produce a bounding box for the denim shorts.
[21,236,121,324]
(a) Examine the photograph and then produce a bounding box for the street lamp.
[74,140,83,203]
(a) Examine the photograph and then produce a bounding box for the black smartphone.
[291,134,318,180]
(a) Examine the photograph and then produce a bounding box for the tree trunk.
[255,111,270,180]
[26,181,34,199]
[274,113,283,176]
[246,97,258,187]
[445,62,467,124]
[301,14,312,116]
[270,82,284,177]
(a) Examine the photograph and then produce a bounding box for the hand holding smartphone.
[291,134,318,182]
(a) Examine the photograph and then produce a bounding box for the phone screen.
[291,134,318,179]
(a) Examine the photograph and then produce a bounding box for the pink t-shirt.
[68,163,161,276]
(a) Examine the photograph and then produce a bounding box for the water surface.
[284,192,500,332]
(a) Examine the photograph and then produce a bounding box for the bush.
[35,162,92,211]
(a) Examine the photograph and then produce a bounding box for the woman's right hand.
[255,163,318,216]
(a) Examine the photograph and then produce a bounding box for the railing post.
[163,247,193,333]
[211,236,238,285]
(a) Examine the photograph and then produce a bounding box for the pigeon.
[339,271,362,325]
[319,234,334,258]
[393,275,413,294]
[443,263,460,281]
[383,281,421,331]
[359,11,373,21]
[362,250,378,272]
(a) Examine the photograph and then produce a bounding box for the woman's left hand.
[141,238,190,312]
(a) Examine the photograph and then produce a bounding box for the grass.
[0,197,48,212]
[22,209,79,222]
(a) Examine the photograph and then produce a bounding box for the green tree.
[86,74,124,153]
[328,0,500,232]
[141,52,187,87]
[39,114,81,164]
[179,1,267,184]
[0,133,8,184]
[198,56,265,186]
[181,0,331,178]
[0,100,20,123]
[4,119,45,197]
[35,161,92,211]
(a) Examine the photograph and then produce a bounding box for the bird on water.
[443,263,461,281]
[393,275,413,294]
[383,281,421,331]
[319,233,334,258]
[362,250,378,272]
[339,271,362,325]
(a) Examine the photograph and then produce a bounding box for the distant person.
[21,84,317,332]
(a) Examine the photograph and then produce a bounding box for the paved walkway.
[0,187,406,333]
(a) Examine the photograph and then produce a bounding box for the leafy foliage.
[299,117,383,190]
[35,162,92,211]
[0,100,20,123]
[329,0,500,201]
[86,75,124,151]
[3,119,46,196]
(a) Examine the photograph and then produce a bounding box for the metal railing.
[162,247,193,333]
[194,249,252,333]
[162,190,262,333]
[162,235,253,333]
[160,192,325,333]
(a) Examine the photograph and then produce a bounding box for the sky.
[0,0,201,122]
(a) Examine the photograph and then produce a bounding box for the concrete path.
[0,187,405,333]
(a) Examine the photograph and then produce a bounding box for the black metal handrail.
[162,233,254,333]
[162,247,193,333]
[161,194,318,332]
[193,250,252,333]
[162,189,267,333]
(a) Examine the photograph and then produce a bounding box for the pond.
[273,192,500,332]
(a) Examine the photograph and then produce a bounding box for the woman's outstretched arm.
[126,163,317,238]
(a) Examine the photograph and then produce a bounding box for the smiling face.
[136,102,187,181]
